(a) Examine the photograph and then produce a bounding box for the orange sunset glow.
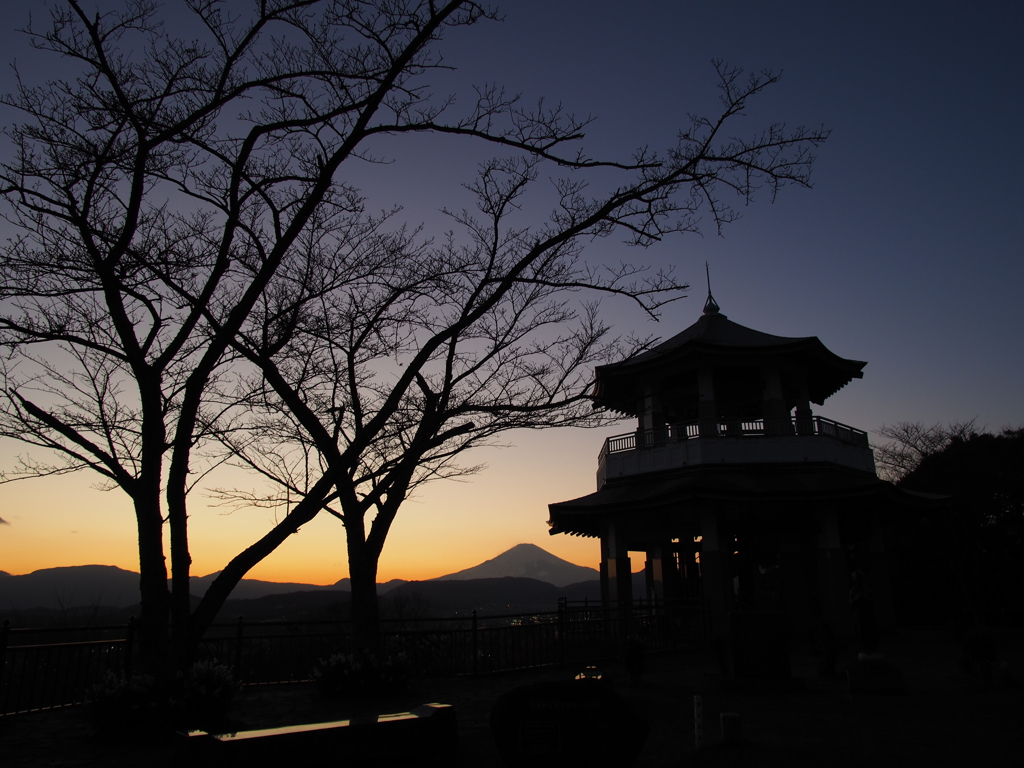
[1,426,610,583]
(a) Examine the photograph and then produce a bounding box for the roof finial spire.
[703,261,720,315]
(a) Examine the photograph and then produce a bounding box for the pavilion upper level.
[590,291,875,489]
[596,414,875,488]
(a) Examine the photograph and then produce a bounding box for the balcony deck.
[597,416,876,488]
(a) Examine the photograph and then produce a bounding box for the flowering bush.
[171,659,240,728]
[89,671,163,732]
[313,651,411,699]
[89,660,239,732]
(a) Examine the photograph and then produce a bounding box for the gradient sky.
[1,1,1022,586]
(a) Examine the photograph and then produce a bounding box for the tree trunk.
[167,461,194,673]
[347,536,381,657]
[134,498,170,676]
[134,371,173,676]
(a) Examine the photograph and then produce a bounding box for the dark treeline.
[881,423,1024,627]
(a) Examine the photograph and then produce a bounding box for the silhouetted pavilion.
[548,291,931,643]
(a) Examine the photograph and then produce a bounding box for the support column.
[602,522,632,609]
[697,365,717,438]
[733,528,756,610]
[866,527,897,634]
[778,537,815,640]
[638,385,666,446]
[815,507,852,637]
[599,557,609,608]
[795,375,814,436]
[761,366,791,435]
[679,537,700,600]
[646,542,678,603]
[700,509,733,638]
[607,556,633,608]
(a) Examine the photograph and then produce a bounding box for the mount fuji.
[430,543,598,588]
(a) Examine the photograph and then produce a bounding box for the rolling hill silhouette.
[0,564,140,612]
[0,544,617,620]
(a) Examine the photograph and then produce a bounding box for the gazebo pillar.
[795,377,814,436]
[778,535,816,639]
[637,385,666,446]
[600,523,632,609]
[645,542,678,603]
[697,365,717,437]
[761,366,791,435]
[699,509,734,637]
[857,522,897,634]
[815,507,852,636]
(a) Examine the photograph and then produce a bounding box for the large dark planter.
[729,611,791,679]
[490,678,649,768]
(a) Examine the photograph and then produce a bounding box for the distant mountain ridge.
[431,543,598,587]
[0,544,597,611]
[0,564,141,612]
[385,576,600,615]
[189,572,358,601]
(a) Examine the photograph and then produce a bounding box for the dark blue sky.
[414,0,1024,434]
[312,0,1023,434]
[4,0,1018,430]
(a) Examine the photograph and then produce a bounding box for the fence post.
[123,616,135,676]
[0,619,9,715]
[557,597,567,668]
[0,619,8,675]
[471,611,478,678]
[234,615,244,680]
[694,694,704,751]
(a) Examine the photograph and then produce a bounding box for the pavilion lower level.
[549,458,937,641]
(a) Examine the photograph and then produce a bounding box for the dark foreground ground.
[2,628,1022,768]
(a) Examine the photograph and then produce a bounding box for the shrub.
[313,651,411,699]
[88,660,239,733]
[88,671,164,732]
[171,659,240,728]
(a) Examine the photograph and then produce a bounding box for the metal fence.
[0,600,708,717]
[0,622,134,717]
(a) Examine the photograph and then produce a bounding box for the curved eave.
[593,337,866,415]
[547,463,945,537]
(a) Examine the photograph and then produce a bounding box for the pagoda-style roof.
[592,299,866,414]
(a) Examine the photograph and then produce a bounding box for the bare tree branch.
[875,420,980,483]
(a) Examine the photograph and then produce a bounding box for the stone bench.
[183,702,456,766]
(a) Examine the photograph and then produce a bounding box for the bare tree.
[0,1,829,665]
[0,0,535,670]
[205,64,832,651]
[874,420,979,483]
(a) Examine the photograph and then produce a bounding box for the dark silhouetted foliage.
[884,425,1024,626]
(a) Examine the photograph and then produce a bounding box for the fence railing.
[0,600,708,716]
[600,415,870,460]
[0,620,135,717]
